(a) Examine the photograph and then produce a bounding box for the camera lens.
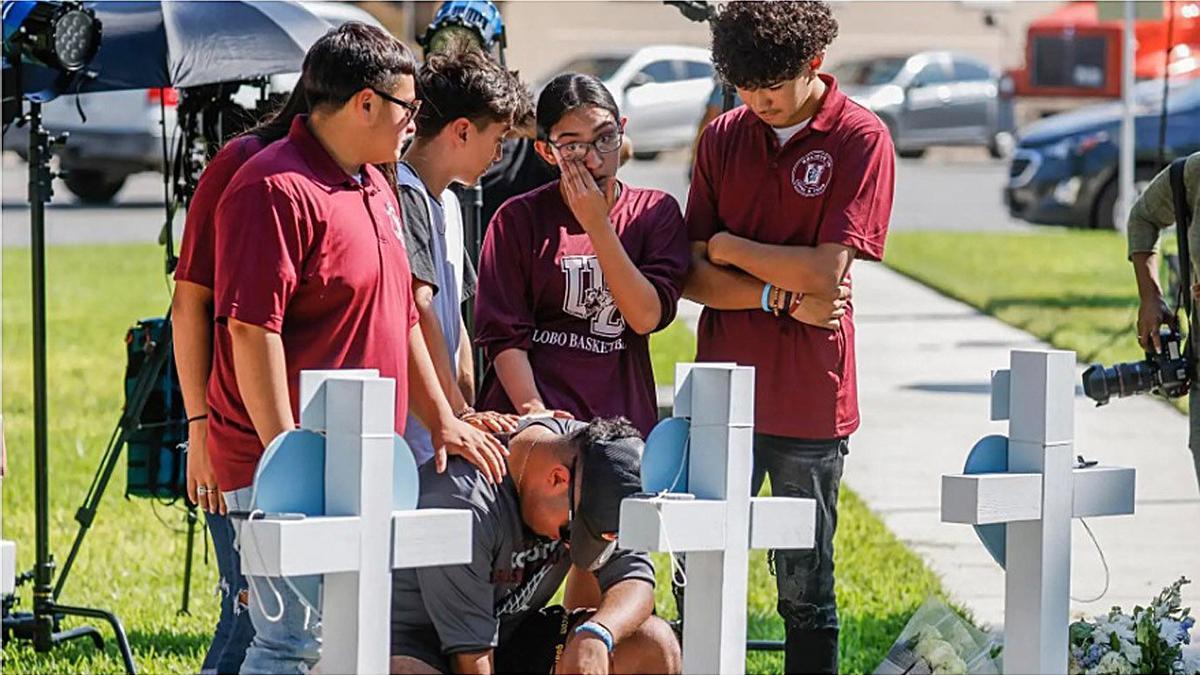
[1082,361,1158,405]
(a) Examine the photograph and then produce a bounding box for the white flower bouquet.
[1069,577,1199,675]
[875,597,1003,675]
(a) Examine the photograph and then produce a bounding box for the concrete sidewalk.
[846,262,1200,628]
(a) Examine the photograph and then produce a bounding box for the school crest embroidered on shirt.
[791,150,833,197]
[385,201,403,240]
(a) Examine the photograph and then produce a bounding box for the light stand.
[2,4,136,668]
[1,97,137,674]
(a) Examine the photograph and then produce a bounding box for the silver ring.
[197,486,211,495]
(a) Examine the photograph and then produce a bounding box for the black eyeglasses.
[548,129,623,162]
[370,87,421,123]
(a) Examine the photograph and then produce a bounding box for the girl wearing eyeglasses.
[473,72,690,440]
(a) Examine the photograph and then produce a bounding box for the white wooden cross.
[1,539,14,598]
[941,350,1136,674]
[239,370,473,675]
[619,363,817,675]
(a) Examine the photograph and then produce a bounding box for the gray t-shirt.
[398,162,478,465]
[390,443,655,659]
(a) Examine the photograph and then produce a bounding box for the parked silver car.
[549,45,715,160]
[834,51,1015,159]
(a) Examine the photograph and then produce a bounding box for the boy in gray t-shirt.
[390,417,680,674]
[397,49,532,465]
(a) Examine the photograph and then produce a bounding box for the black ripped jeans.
[751,433,848,675]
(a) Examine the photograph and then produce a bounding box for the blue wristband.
[574,621,614,653]
[760,283,773,313]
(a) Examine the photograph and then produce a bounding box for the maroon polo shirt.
[207,115,419,491]
[175,134,269,289]
[474,182,690,437]
[686,74,895,440]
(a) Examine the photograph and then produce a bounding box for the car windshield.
[829,57,907,86]
[555,56,628,82]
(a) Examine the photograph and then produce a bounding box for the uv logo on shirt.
[561,255,625,339]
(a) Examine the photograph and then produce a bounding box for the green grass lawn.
[2,243,947,673]
[650,319,696,386]
[884,229,1182,412]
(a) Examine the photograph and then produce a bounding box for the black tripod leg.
[52,602,137,674]
[50,624,104,651]
[179,505,197,616]
[54,317,176,601]
[53,429,128,600]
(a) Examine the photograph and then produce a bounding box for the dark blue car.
[1005,78,1200,230]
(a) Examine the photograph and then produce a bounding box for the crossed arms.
[684,232,854,326]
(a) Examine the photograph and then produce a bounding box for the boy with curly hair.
[684,2,896,672]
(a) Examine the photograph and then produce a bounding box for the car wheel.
[64,170,126,204]
[988,132,1015,159]
[1092,173,1153,230]
[1094,179,1119,230]
[633,150,660,161]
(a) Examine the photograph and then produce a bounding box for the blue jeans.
[224,487,321,675]
[200,511,254,674]
[750,433,848,675]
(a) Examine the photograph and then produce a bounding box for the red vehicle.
[1008,0,1200,120]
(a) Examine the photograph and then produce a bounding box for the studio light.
[4,0,101,72]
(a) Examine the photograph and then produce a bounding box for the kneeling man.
[391,417,680,674]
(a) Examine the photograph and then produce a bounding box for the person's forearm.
[228,319,294,448]
[172,281,214,419]
[588,224,662,334]
[1132,251,1166,303]
[457,320,475,407]
[721,237,847,297]
[451,650,494,674]
[589,579,655,644]
[492,348,545,413]
[408,324,458,432]
[683,242,764,310]
[415,294,469,414]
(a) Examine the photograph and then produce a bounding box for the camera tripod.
[52,311,201,619]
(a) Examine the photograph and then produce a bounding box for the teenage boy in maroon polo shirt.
[208,23,506,674]
[684,3,895,673]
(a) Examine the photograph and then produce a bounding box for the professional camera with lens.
[1082,327,1192,406]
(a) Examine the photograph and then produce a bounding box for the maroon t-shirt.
[687,74,895,440]
[175,134,269,289]
[207,115,419,491]
[474,182,689,437]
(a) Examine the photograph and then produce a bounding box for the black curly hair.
[571,417,641,450]
[711,1,840,90]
